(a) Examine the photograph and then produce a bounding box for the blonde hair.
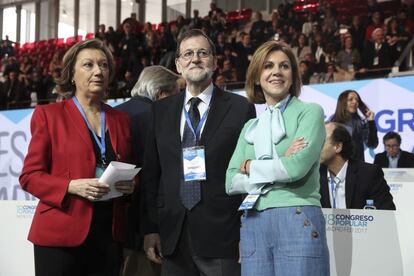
[57,39,115,95]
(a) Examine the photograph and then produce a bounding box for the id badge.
[183,146,206,182]
[238,194,260,211]
[373,56,379,66]
[95,164,106,178]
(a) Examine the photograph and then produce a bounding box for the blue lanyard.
[183,94,213,141]
[329,176,337,208]
[72,97,106,164]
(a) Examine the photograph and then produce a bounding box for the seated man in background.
[374,131,414,168]
[319,122,396,210]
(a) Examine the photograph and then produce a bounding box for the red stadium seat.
[65,35,83,45]
[85,33,94,40]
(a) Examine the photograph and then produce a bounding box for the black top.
[88,129,116,222]
[88,130,116,166]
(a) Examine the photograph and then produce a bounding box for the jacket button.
[312,231,319,239]
[304,219,311,227]
[295,207,302,214]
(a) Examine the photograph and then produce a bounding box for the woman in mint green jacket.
[226,41,329,276]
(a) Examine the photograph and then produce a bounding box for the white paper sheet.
[97,161,141,201]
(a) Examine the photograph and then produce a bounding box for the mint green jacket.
[225,97,325,211]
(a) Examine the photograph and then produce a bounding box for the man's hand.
[115,180,135,195]
[144,233,163,264]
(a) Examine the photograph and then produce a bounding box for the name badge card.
[95,164,106,178]
[183,146,206,182]
[238,194,260,211]
[373,56,379,66]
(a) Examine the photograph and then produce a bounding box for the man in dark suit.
[116,65,180,276]
[142,29,256,276]
[319,122,395,210]
[374,131,414,168]
[359,28,395,79]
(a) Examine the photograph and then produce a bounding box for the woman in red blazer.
[20,39,134,276]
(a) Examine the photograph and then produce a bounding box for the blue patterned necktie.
[180,97,202,209]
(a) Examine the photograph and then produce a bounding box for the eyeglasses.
[179,49,212,61]
[385,144,399,149]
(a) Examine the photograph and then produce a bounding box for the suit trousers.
[161,216,240,276]
[240,206,330,276]
[121,248,161,276]
[33,201,122,276]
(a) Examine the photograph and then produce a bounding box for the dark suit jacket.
[319,160,396,210]
[0,79,29,109]
[20,98,132,246]
[115,96,152,249]
[374,150,414,168]
[116,96,152,168]
[362,41,394,69]
[142,87,256,258]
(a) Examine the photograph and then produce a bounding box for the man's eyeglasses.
[179,49,212,61]
[385,144,399,149]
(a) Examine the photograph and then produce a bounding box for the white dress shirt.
[180,83,214,140]
[328,161,348,209]
[387,151,400,168]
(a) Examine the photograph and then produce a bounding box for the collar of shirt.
[181,83,214,139]
[266,94,291,112]
[387,151,400,168]
[387,150,401,160]
[328,160,348,208]
[184,82,214,110]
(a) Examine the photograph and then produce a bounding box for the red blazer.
[20,98,133,247]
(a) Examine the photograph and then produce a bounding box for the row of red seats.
[14,33,95,54]
[7,33,95,74]
[9,7,249,64]
[293,0,399,23]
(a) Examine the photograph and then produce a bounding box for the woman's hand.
[240,160,251,175]
[284,137,308,157]
[115,180,135,195]
[365,109,375,121]
[68,178,110,201]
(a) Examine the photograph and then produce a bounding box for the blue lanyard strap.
[72,97,106,164]
[183,94,213,141]
[330,177,337,208]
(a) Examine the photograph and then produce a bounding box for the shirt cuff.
[249,159,291,184]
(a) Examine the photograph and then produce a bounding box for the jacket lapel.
[65,98,94,150]
[199,87,231,145]
[345,160,358,208]
[173,92,185,147]
[384,153,390,168]
[319,165,331,208]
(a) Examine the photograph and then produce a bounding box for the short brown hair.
[56,39,115,95]
[245,41,301,104]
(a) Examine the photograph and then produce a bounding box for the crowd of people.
[17,17,414,274]
[0,0,413,110]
